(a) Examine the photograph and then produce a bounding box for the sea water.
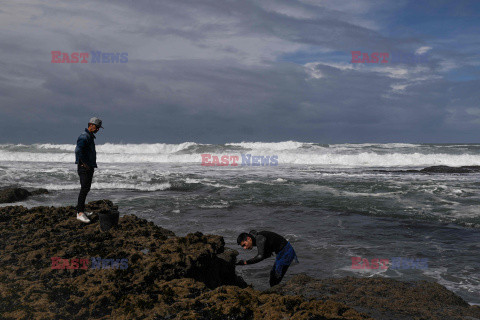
[1,142,479,305]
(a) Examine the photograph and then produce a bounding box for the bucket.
[98,210,119,232]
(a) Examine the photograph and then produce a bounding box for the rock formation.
[1,200,478,319]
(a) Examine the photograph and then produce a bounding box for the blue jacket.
[75,128,97,168]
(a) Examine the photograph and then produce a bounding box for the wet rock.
[374,165,480,174]
[0,187,49,203]
[0,201,373,319]
[29,188,49,196]
[0,187,31,203]
[270,274,480,320]
[420,165,480,173]
[2,201,476,319]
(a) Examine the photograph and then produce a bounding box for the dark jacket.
[246,230,288,265]
[75,128,97,168]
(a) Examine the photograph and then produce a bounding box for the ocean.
[1,142,479,305]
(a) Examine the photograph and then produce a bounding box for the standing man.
[236,230,298,287]
[75,117,103,223]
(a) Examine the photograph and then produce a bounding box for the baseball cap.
[89,117,104,128]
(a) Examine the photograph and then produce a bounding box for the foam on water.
[2,142,480,167]
[227,141,309,150]
[20,182,172,191]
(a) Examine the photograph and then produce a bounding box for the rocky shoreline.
[374,165,480,174]
[1,200,479,319]
[0,187,48,204]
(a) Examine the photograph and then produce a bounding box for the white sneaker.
[77,212,91,223]
[85,212,94,217]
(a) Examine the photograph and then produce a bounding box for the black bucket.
[98,210,119,232]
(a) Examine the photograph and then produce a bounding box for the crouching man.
[236,230,298,287]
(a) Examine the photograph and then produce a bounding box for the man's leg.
[77,166,94,213]
[269,242,298,287]
[269,262,290,287]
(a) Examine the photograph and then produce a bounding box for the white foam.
[35,143,75,151]
[227,141,311,151]
[98,142,197,154]
[28,182,171,191]
[2,143,480,168]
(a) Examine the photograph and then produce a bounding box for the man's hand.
[81,162,90,170]
[236,260,247,266]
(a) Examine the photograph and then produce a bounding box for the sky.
[0,0,479,144]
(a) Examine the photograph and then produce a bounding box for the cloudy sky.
[0,0,479,144]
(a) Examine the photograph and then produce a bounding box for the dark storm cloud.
[0,0,478,143]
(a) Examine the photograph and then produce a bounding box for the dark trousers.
[269,242,298,287]
[77,165,94,212]
[269,263,290,287]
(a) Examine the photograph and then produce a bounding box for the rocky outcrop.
[0,200,370,319]
[420,165,480,173]
[0,187,48,203]
[374,165,480,174]
[1,200,478,319]
[270,274,480,320]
